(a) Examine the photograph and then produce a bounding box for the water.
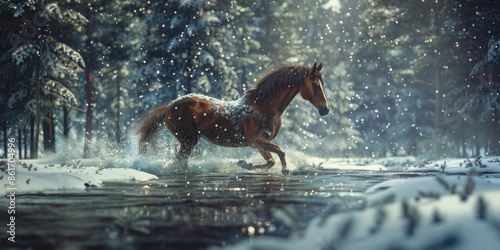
[4,169,407,250]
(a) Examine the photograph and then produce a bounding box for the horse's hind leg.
[175,142,192,174]
[164,103,201,174]
[172,128,200,174]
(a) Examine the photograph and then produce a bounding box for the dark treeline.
[0,0,499,159]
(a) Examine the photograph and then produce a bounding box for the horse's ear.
[309,62,317,76]
[317,63,322,72]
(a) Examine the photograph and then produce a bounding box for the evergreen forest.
[1,0,499,159]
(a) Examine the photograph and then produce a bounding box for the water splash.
[42,129,316,176]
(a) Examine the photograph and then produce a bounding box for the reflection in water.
[6,170,384,249]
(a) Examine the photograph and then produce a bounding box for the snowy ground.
[2,154,500,249]
[213,155,500,250]
[404,155,500,174]
[0,158,157,195]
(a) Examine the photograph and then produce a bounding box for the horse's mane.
[245,65,308,101]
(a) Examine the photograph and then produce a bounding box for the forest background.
[1,0,499,160]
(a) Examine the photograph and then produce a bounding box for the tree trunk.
[462,140,467,157]
[487,72,500,155]
[185,45,193,95]
[83,8,93,158]
[23,125,28,159]
[434,66,445,156]
[83,64,93,158]
[240,68,247,94]
[261,2,272,55]
[431,3,444,155]
[33,56,41,159]
[492,115,500,155]
[475,134,481,156]
[42,109,55,153]
[116,75,121,144]
[30,117,35,159]
[2,121,6,158]
[63,104,69,138]
[18,126,22,159]
[434,68,442,136]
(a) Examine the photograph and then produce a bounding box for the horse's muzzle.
[318,106,329,116]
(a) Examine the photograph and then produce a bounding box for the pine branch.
[431,209,443,224]
[460,171,476,202]
[401,200,420,237]
[369,207,387,234]
[476,195,487,220]
[90,64,123,79]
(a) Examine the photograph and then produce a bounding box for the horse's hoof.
[237,160,253,170]
[282,169,290,175]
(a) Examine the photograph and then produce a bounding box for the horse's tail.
[136,104,170,154]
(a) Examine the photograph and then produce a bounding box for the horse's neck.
[264,85,300,116]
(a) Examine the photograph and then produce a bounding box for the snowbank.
[0,159,158,195]
[404,156,500,174]
[215,174,500,250]
[365,174,500,207]
[304,156,388,171]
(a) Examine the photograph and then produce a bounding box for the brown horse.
[136,63,329,175]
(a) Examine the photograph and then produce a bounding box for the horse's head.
[301,62,329,116]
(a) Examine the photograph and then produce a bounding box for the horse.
[136,62,329,175]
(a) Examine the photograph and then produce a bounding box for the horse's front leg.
[257,149,276,168]
[252,138,289,175]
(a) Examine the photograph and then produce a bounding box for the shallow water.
[2,169,423,250]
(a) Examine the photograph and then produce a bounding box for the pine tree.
[253,0,363,156]
[0,0,86,157]
[349,0,473,156]
[455,0,500,155]
[132,0,265,108]
[74,0,141,153]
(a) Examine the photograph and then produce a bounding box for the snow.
[365,175,500,207]
[404,156,500,174]
[300,190,500,250]
[3,154,500,249]
[304,156,388,171]
[179,93,264,134]
[0,159,158,195]
[213,157,500,250]
[470,37,500,76]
